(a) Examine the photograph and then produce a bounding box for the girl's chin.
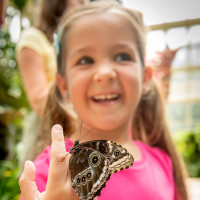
[78,114,129,132]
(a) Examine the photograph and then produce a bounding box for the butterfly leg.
[62,152,70,162]
[65,141,72,151]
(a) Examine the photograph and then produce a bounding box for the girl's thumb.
[19,160,40,200]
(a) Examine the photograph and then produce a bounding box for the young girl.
[19,1,189,200]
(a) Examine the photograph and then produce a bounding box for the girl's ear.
[56,74,68,97]
[142,66,152,95]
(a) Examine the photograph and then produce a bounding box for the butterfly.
[68,139,134,200]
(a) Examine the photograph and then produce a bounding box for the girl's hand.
[19,124,79,200]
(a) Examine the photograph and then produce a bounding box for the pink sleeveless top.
[22,140,176,199]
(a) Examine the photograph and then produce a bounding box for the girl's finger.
[51,124,67,157]
[45,124,69,193]
[19,160,40,200]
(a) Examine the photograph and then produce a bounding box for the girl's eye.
[77,57,94,65]
[115,53,132,62]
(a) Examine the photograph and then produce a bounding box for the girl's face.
[59,12,144,131]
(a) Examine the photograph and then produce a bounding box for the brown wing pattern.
[68,140,134,200]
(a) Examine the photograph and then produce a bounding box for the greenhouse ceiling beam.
[148,18,200,31]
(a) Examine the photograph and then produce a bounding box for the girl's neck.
[70,123,131,146]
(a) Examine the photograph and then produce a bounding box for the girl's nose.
[94,64,117,82]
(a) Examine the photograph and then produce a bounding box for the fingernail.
[25,160,30,167]
[54,124,63,132]
[24,160,32,169]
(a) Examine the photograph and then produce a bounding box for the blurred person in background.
[16,0,86,169]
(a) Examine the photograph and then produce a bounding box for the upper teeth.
[93,94,118,100]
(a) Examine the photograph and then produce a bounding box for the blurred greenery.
[174,125,200,177]
[0,160,20,200]
[0,27,30,158]
[10,0,28,12]
[0,30,29,110]
[0,1,31,198]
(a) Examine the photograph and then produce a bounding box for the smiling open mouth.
[92,94,119,102]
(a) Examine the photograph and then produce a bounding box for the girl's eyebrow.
[112,43,137,52]
[68,42,137,59]
[68,46,94,59]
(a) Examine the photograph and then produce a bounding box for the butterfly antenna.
[79,120,83,140]
[79,127,95,141]
[78,121,95,142]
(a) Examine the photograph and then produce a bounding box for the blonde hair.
[132,79,188,199]
[41,1,188,199]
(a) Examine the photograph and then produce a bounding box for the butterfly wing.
[69,147,110,200]
[78,140,134,174]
